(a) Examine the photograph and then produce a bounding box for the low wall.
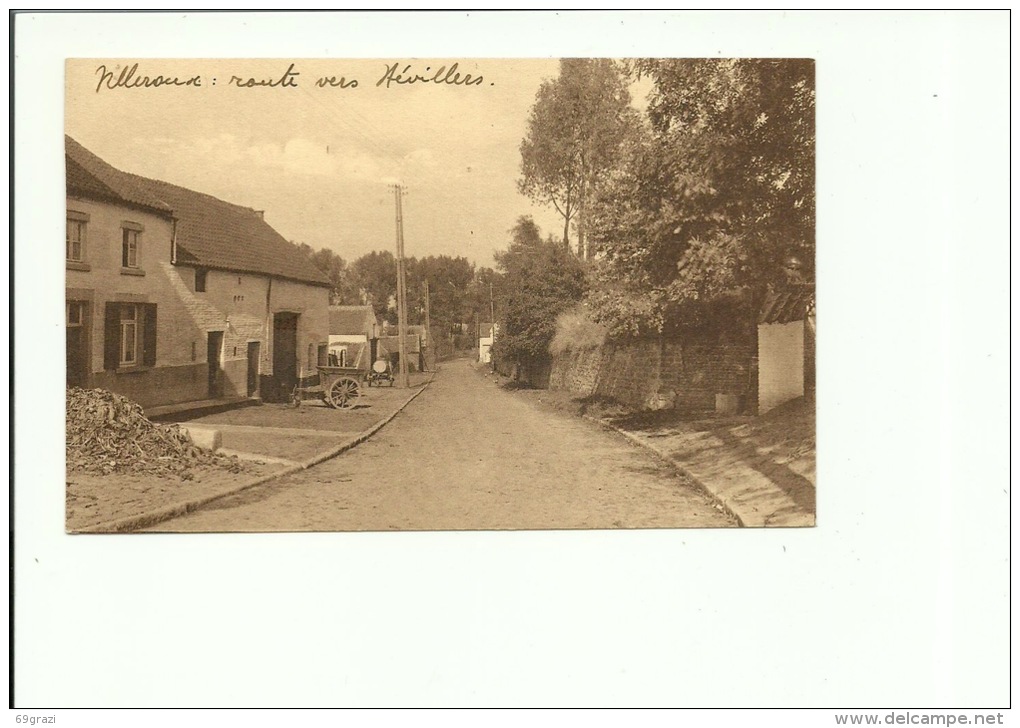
[91,363,208,409]
[549,337,756,414]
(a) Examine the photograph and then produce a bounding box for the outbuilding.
[757,284,815,414]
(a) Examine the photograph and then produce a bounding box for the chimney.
[253,210,265,220]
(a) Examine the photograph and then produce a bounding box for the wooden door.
[66,301,88,388]
[247,341,260,397]
[207,331,224,398]
[272,312,299,401]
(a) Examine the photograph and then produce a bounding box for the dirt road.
[149,359,736,531]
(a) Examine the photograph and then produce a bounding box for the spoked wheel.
[327,377,360,409]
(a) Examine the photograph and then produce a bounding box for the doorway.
[66,301,88,388]
[247,341,260,397]
[207,331,224,398]
[272,312,299,402]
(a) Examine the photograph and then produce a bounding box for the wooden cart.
[292,365,363,409]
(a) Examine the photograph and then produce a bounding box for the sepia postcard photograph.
[15,8,1010,714]
[64,56,816,533]
[61,56,811,530]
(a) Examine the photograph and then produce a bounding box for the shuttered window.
[104,302,157,370]
[120,305,138,365]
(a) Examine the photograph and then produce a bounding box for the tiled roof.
[129,174,330,286]
[65,136,174,215]
[759,285,815,324]
[377,334,421,354]
[329,306,377,336]
[65,136,330,287]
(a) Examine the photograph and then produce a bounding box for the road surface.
[150,359,736,531]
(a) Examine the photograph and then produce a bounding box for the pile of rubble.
[66,388,244,480]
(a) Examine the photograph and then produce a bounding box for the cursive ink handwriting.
[315,75,359,89]
[228,63,300,88]
[376,62,484,89]
[92,62,492,94]
[95,63,202,93]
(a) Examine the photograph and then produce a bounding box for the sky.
[65,58,639,270]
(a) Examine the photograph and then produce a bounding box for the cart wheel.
[327,377,360,409]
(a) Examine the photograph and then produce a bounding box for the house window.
[120,305,138,365]
[66,213,87,262]
[105,302,157,370]
[317,344,328,367]
[66,301,84,327]
[308,343,316,370]
[195,268,207,292]
[121,222,144,268]
[122,229,139,267]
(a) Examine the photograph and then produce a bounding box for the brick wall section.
[92,363,207,405]
[548,348,602,396]
[594,340,661,408]
[549,337,754,414]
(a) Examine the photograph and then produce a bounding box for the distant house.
[65,135,332,407]
[478,322,497,364]
[757,284,815,414]
[376,333,423,373]
[327,305,380,370]
[407,325,434,371]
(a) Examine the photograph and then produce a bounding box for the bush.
[549,306,608,356]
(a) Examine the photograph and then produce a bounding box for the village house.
[327,305,380,371]
[377,326,424,373]
[477,322,497,364]
[65,135,332,408]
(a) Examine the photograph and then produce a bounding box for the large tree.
[406,255,476,327]
[351,250,398,323]
[587,58,815,336]
[518,59,638,259]
[295,243,360,305]
[492,216,586,375]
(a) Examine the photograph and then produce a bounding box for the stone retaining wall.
[549,337,756,414]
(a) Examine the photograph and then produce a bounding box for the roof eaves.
[172,259,332,288]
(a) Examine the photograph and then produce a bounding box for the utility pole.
[392,184,410,388]
[423,278,431,372]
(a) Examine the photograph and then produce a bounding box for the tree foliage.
[298,244,482,335]
[295,243,359,305]
[492,216,587,370]
[518,59,639,258]
[350,250,398,322]
[405,255,476,330]
[587,58,815,337]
